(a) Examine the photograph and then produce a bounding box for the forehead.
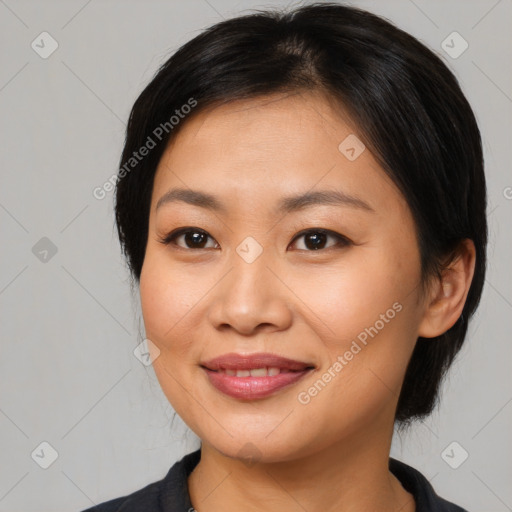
[151,92,405,216]
[160,92,354,172]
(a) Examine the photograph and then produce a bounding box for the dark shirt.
[81,449,468,512]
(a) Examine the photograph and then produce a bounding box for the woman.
[84,2,486,511]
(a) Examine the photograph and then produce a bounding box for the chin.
[208,438,304,465]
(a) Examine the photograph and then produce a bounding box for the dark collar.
[160,449,468,512]
[388,457,468,511]
[84,449,468,511]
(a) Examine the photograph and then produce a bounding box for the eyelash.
[157,227,352,252]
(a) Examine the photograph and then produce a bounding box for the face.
[139,92,428,463]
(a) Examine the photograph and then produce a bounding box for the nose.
[206,249,293,336]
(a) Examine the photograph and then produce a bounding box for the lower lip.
[202,368,312,400]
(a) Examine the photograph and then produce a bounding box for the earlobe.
[418,239,476,339]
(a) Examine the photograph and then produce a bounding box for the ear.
[418,239,476,338]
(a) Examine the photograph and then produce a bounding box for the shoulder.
[389,458,469,512]
[79,449,201,512]
[79,478,162,512]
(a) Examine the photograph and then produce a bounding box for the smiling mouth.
[201,352,314,372]
[206,367,313,377]
[199,352,315,400]
[201,366,314,400]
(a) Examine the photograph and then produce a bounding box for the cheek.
[294,239,421,395]
[299,245,419,344]
[139,255,204,425]
[139,253,199,342]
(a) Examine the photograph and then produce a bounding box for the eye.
[157,227,352,252]
[157,227,219,250]
[289,228,351,251]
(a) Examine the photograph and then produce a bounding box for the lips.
[200,352,314,400]
[202,352,313,372]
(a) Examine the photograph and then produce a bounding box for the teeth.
[249,368,267,377]
[218,367,285,377]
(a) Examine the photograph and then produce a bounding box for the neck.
[187,422,415,512]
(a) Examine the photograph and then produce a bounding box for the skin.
[139,91,476,512]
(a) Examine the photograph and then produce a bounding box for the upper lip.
[201,352,314,371]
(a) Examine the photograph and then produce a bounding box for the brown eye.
[158,228,218,250]
[158,227,351,252]
[290,229,351,251]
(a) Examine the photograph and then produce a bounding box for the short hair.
[114,2,487,425]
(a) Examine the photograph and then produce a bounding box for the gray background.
[0,0,511,510]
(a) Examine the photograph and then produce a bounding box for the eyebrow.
[155,187,375,214]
